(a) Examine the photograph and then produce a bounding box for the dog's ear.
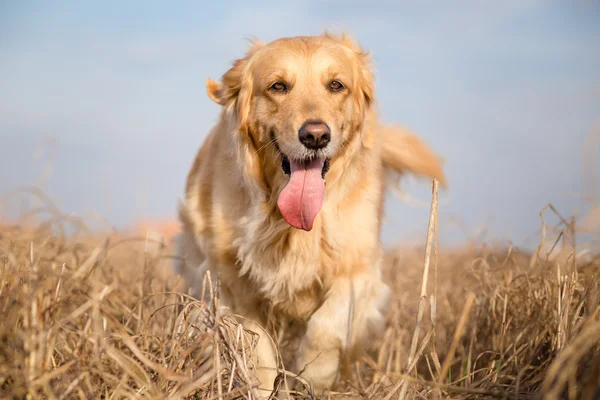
[205,39,264,107]
[324,32,376,148]
[324,32,374,106]
[206,78,223,104]
[206,39,264,138]
[355,56,376,148]
[206,39,268,192]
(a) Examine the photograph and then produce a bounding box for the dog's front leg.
[238,308,280,398]
[295,272,389,392]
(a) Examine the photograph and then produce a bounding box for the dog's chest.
[234,196,375,319]
[235,226,345,320]
[253,248,325,311]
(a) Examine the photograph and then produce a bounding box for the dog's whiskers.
[256,137,278,155]
[273,148,284,167]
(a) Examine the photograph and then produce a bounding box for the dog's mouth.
[274,136,331,231]
[280,155,330,179]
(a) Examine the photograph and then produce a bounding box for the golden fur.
[174,33,446,396]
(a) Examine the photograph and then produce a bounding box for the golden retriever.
[174,33,446,396]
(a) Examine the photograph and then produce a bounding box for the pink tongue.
[277,158,325,231]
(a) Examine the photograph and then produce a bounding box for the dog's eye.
[269,82,287,92]
[329,80,344,92]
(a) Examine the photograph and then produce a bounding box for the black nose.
[298,120,331,150]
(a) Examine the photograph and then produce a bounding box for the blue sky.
[0,1,598,248]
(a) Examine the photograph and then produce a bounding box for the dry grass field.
[0,186,599,399]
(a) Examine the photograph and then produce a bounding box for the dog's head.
[207,33,375,231]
